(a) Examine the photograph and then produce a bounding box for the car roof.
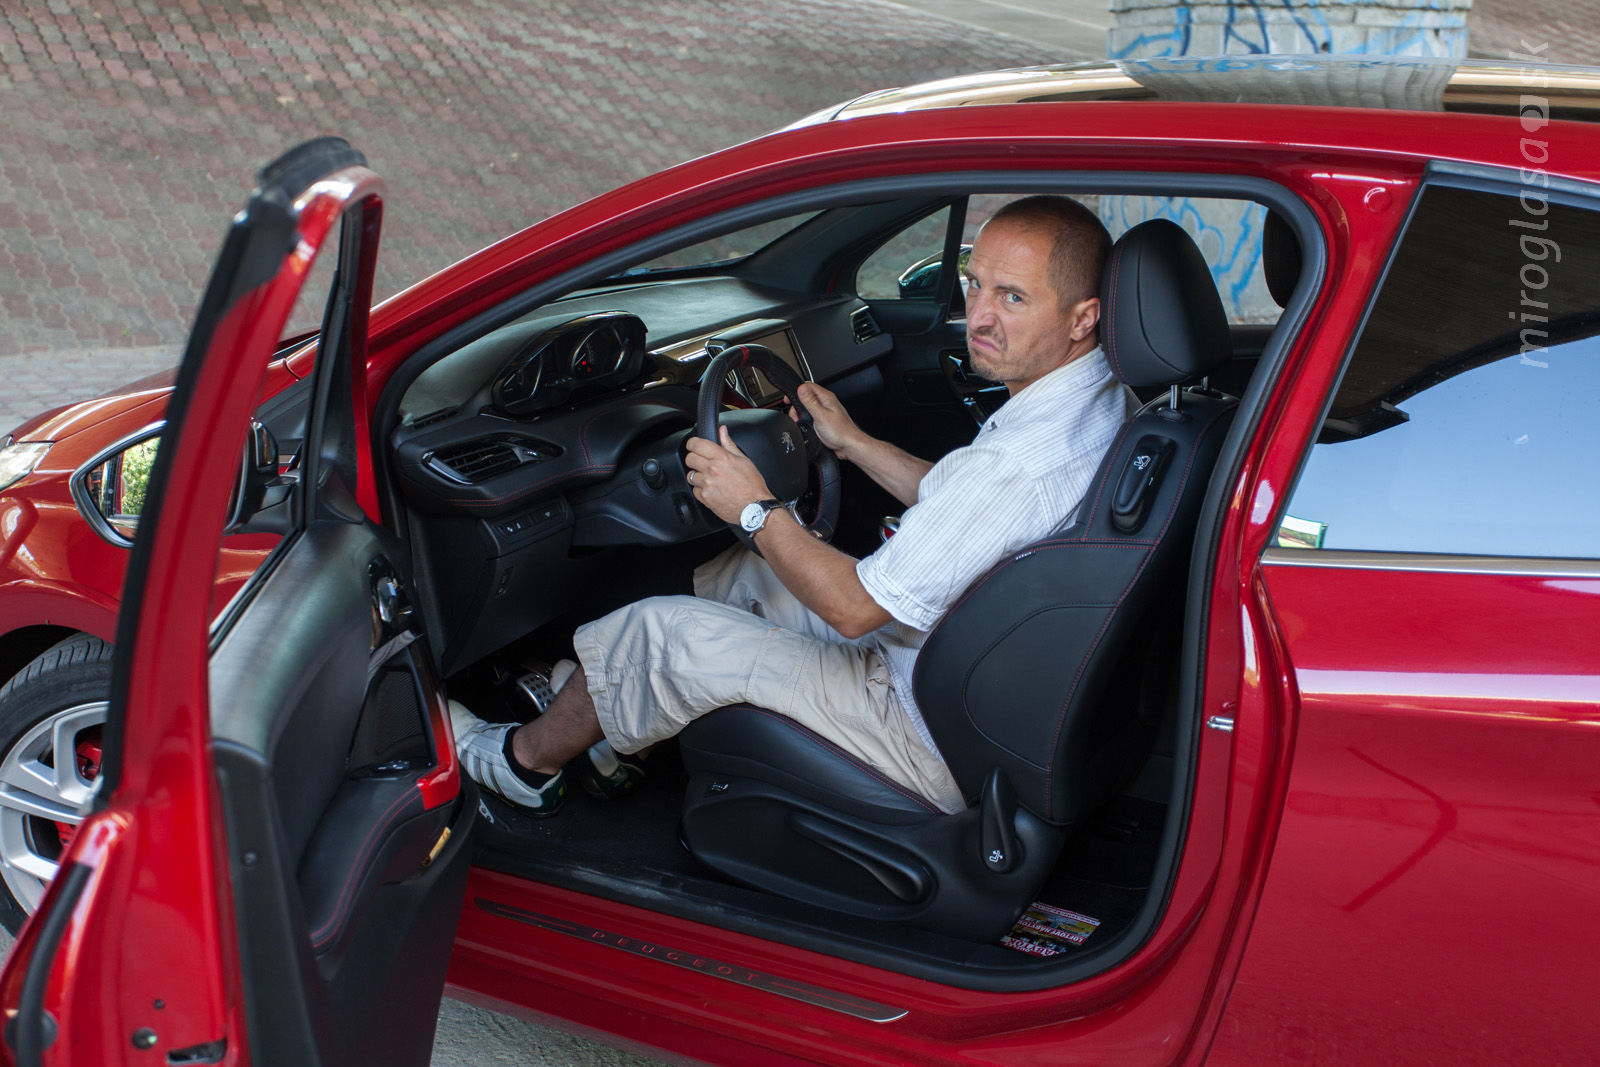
[794,55,1600,126]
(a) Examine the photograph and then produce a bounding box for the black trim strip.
[475,897,908,1023]
[9,862,90,1065]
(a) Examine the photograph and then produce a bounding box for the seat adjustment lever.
[1111,434,1176,534]
[979,768,1021,873]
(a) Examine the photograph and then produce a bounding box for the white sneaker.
[448,699,565,815]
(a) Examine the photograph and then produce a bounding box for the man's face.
[962,217,1098,394]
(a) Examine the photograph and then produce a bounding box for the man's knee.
[583,594,751,669]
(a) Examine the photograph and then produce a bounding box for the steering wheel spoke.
[698,344,841,551]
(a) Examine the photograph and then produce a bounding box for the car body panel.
[1217,562,1600,1063]
[0,152,475,1067]
[0,359,304,650]
[352,100,1597,412]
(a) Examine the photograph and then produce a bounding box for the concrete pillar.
[1110,0,1474,60]
[1103,0,1474,320]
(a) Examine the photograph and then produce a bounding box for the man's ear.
[1069,295,1100,342]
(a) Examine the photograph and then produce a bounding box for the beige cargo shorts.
[572,546,963,813]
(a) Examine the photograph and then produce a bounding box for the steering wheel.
[696,343,840,552]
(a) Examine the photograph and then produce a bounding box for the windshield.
[612,212,820,277]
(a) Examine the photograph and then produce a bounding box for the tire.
[0,634,113,934]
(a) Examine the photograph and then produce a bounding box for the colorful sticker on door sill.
[1000,902,1102,956]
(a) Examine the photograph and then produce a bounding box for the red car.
[2,55,1598,1065]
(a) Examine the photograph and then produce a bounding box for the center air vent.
[425,437,552,484]
[850,307,881,344]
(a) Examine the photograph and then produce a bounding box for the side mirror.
[71,419,292,548]
[225,419,294,532]
[69,423,164,548]
[896,244,972,304]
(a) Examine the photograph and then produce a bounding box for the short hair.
[984,195,1111,309]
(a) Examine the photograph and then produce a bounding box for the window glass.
[211,209,361,624]
[626,212,819,274]
[1278,184,1600,559]
[856,207,952,300]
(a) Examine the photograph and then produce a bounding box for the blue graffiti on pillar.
[1106,0,1470,317]
[1108,5,1194,59]
[1101,196,1269,317]
[1109,0,1468,60]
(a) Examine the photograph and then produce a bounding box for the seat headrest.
[1099,218,1232,388]
[1262,209,1302,308]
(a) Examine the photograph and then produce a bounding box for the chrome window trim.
[1262,546,1600,578]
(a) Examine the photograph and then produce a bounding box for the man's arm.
[750,508,889,639]
[685,427,891,639]
[796,382,931,508]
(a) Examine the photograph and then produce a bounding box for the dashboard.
[388,276,893,671]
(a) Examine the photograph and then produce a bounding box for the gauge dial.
[571,325,625,380]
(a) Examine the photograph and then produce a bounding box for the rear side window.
[1278,182,1600,559]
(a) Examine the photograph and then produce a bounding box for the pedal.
[512,663,558,714]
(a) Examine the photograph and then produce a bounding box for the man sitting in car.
[451,196,1137,815]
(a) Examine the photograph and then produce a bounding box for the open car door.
[0,139,473,1067]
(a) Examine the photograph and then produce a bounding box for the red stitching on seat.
[730,706,943,815]
[1041,402,1235,817]
[309,787,424,950]
[1104,243,1126,382]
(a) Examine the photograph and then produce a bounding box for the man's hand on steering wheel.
[695,343,841,550]
[685,428,775,526]
[792,382,865,461]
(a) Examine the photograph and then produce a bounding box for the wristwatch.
[739,499,784,534]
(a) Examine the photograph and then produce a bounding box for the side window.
[855,206,953,300]
[1277,183,1600,559]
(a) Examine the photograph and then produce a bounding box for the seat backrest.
[912,219,1236,825]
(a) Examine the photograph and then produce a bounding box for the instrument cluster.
[491,311,648,416]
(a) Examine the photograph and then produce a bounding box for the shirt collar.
[982,345,1112,433]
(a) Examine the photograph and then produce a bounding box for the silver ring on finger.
[687,470,695,485]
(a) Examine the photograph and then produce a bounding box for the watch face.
[739,501,767,532]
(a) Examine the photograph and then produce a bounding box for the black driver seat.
[676,218,1239,942]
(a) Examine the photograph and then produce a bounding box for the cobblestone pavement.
[0,0,1061,432]
[1471,0,1600,65]
[2,0,1593,432]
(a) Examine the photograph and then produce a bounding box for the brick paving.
[0,0,1062,433]
[2,0,1595,435]
[1472,0,1600,65]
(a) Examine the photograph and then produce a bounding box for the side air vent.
[425,437,553,484]
[850,306,881,344]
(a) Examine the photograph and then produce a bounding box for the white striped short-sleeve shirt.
[855,346,1135,753]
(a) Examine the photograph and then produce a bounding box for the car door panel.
[1218,562,1600,1063]
[209,518,474,1065]
[0,139,467,1067]
[1212,172,1600,1061]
